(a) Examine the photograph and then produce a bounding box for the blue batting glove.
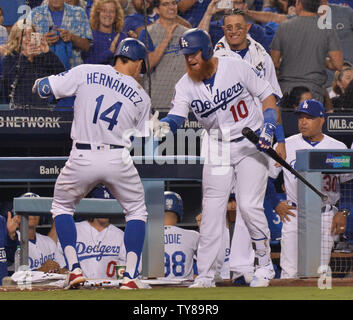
[256,122,276,152]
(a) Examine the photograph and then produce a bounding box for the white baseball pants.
[51,145,148,222]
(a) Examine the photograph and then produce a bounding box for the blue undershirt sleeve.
[160,114,186,134]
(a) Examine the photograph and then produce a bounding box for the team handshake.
[151,111,171,138]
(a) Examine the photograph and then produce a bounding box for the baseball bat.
[242,127,328,202]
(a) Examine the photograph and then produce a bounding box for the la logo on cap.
[302,101,308,109]
[122,45,129,53]
[180,38,188,48]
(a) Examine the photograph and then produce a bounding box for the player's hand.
[274,142,286,167]
[151,111,171,138]
[256,122,276,152]
[331,211,347,235]
[36,260,61,273]
[6,211,20,240]
[275,201,296,222]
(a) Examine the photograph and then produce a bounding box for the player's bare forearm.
[262,94,277,113]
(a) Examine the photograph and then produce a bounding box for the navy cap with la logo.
[294,99,325,118]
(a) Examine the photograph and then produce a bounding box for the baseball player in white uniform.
[271,99,351,278]
[163,191,199,281]
[199,8,284,283]
[33,38,151,289]
[7,193,66,272]
[153,28,282,287]
[56,185,127,279]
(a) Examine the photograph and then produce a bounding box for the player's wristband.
[160,114,185,134]
[263,108,277,127]
[275,124,285,143]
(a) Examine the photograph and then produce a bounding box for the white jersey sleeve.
[238,59,274,102]
[263,54,282,98]
[169,77,192,119]
[48,68,82,99]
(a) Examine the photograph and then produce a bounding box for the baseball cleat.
[189,281,216,288]
[249,275,271,287]
[65,267,86,289]
[120,276,152,290]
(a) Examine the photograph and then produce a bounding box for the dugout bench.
[3,154,203,278]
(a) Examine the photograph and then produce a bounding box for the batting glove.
[256,122,276,152]
[151,111,171,138]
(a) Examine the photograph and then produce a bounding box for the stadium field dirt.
[1,286,353,300]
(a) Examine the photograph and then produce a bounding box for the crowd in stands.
[0,0,350,111]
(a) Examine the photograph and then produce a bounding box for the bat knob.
[322,195,328,202]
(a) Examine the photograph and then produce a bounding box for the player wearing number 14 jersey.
[33,38,152,289]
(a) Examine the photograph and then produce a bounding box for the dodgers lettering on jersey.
[169,57,275,140]
[271,134,350,205]
[163,225,199,280]
[76,240,121,261]
[29,252,56,270]
[57,221,126,279]
[16,231,65,270]
[48,64,151,147]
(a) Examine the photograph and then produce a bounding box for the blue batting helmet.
[90,185,114,200]
[179,28,213,61]
[164,191,183,222]
[114,38,147,73]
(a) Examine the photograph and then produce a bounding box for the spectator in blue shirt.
[31,0,92,109]
[123,0,159,38]
[31,0,92,69]
[82,0,127,65]
[198,0,270,51]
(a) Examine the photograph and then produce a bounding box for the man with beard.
[153,28,282,287]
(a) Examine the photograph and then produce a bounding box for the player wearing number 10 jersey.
[155,29,282,288]
[33,38,152,289]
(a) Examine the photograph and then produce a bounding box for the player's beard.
[186,58,217,82]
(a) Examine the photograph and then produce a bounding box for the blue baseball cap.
[90,185,114,199]
[295,99,325,118]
